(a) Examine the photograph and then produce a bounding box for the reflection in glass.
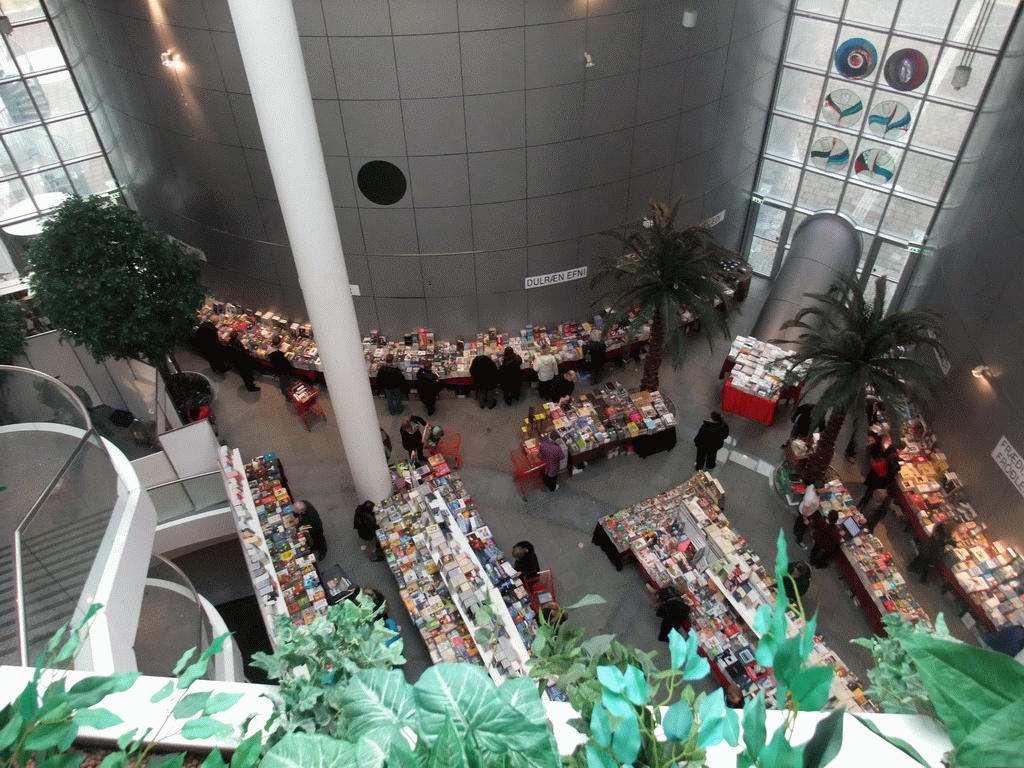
[757,159,801,203]
[7,21,58,75]
[29,72,80,119]
[894,152,953,202]
[766,115,813,163]
[880,196,933,240]
[66,158,115,196]
[5,124,57,171]
[914,102,970,155]
[840,182,887,230]
[795,0,843,16]
[788,16,839,70]
[748,237,779,276]
[797,170,844,210]
[845,0,898,28]
[49,115,101,161]
[871,241,911,283]
[23,167,72,197]
[896,0,957,41]
[776,67,826,117]
[928,48,994,106]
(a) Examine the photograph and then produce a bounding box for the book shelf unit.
[376,460,536,684]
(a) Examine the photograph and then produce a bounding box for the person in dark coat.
[790,402,814,439]
[498,347,524,406]
[416,359,442,417]
[376,354,406,415]
[400,415,427,462]
[809,509,842,568]
[693,411,729,471]
[550,370,576,406]
[293,500,327,560]
[268,335,294,396]
[512,541,540,580]
[360,586,389,622]
[908,522,954,584]
[862,495,892,534]
[585,329,607,382]
[353,500,384,561]
[655,586,692,642]
[857,441,900,509]
[227,331,260,392]
[194,316,229,373]
[470,353,500,409]
[782,561,811,605]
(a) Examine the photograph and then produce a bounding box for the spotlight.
[160,50,179,67]
[682,9,698,28]
[972,365,991,379]
[584,52,595,68]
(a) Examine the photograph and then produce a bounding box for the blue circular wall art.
[854,148,896,184]
[884,48,929,91]
[821,89,863,127]
[835,38,878,80]
[810,137,850,171]
[868,100,911,138]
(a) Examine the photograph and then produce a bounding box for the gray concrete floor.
[168,275,979,690]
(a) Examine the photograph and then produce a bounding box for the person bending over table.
[655,586,692,642]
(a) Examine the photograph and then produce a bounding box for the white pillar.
[225,0,391,502]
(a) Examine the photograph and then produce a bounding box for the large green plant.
[252,593,404,741]
[774,271,946,484]
[595,199,736,392]
[0,296,26,366]
[26,195,205,385]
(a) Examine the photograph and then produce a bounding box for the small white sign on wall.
[525,266,588,290]
[992,436,1024,500]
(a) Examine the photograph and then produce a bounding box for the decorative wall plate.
[854,148,896,184]
[868,100,911,138]
[821,89,863,127]
[835,38,878,79]
[884,49,929,91]
[810,137,850,171]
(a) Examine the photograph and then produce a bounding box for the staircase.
[0,507,116,666]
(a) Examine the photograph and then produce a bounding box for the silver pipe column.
[225,0,391,502]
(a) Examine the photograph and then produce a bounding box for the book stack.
[725,336,802,401]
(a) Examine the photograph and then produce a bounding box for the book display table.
[217,448,328,645]
[719,336,805,426]
[596,473,873,711]
[895,432,1024,632]
[375,459,537,683]
[520,384,677,474]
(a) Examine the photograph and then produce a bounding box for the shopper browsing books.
[810,509,841,569]
[794,482,822,549]
[499,346,524,406]
[512,541,540,580]
[549,369,576,406]
[693,411,729,471]
[293,500,327,560]
[533,344,559,401]
[268,335,294,396]
[415,359,442,417]
[400,415,427,462]
[655,586,692,642]
[538,432,564,492]
[227,331,260,392]
[376,354,406,415]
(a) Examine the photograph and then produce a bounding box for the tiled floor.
[169,275,979,691]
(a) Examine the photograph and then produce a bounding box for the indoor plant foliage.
[251,593,405,742]
[773,271,946,485]
[595,198,736,392]
[25,195,206,387]
[0,296,26,366]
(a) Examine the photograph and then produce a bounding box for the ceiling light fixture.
[972,365,992,379]
[682,9,698,28]
[160,50,179,67]
[584,52,595,68]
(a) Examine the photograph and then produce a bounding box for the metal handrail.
[145,470,221,492]
[149,553,206,663]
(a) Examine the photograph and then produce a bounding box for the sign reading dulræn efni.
[525,266,587,290]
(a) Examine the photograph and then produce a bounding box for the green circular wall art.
[810,137,850,171]
[821,89,863,127]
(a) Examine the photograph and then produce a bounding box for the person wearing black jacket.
[376,354,406,415]
[908,522,954,584]
[693,411,729,471]
[400,415,427,462]
[193,317,229,373]
[512,541,540,580]
[857,441,900,509]
[293,500,327,560]
[655,586,692,642]
[810,509,842,568]
[470,353,499,409]
[498,347,524,406]
[585,329,606,382]
[268,335,294,396]
[416,359,442,417]
[227,331,260,392]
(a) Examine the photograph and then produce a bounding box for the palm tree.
[595,199,737,392]
[774,271,947,485]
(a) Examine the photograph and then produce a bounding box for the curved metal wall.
[48,0,790,338]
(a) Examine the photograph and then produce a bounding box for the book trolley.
[374,457,538,683]
[596,472,874,712]
[217,447,329,647]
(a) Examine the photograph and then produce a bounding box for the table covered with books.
[719,336,804,426]
[519,384,677,474]
[373,457,538,682]
[595,472,874,711]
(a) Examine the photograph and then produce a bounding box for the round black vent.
[357,160,407,205]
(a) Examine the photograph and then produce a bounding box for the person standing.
[293,500,327,560]
[400,415,427,462]
[193,316,229,373]
[376,354,406,415]
[862,495,892,534]
[782,561,812,605]
[693,411,729,472]
[585,329,607,382]
[809,509,842,568]
[790,401,814,440]
[227,331,260,392]
[353,500,384,561]
[533,344,559,401]
[857,441,899,509]
[538,431,564,492]
[416,359,442,417]
[499,346,524,406]
[511,541,540,580]
[655,586,692,642]
[550,369,576,406]
[908,522,954,584]
[794,482,822,549]
[470,353,500,409]
[268,335,294,396]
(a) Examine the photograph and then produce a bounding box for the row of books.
[725,336,804,401]
[897,432,1024,628]
[600,472,873,712]
[375,461,536,681]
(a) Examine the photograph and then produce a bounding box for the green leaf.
[0,712,24,751]
[697,689,727,749]
[742,693,767,759]
[38,754,85,768]
[681,630,710,680]
[596,665,625,694]
[24,721,77,751]
[339,668,415,741]
[584,745,618,768]
[772,636,804,690]
[722,706,740,747]
[148,753,186,768]
[600,689,635,720]
[563,595,607,610]
[172,647,196,676]
[173,691,212,719]
[760,723,804,768]
[801,709,844,768]
[151,681,175,703]
[115,728,138,751]
[200,748,228,768]
[201,692,244,715]
[590,703,612,748]
[384,735,421,768]
[851,716,931,767]
[753,604,773,636]
[669,629,688,671]
[621,665,647,706]
[98,753,126,768]
[262,732,360,768]
[774,530,789,596]
[952,698,1024,768]
[611,711,641,764]
[181,716,232,740]
[663,700,693,741]
[230,731,264,768]
[428,715,468,768]
[498,677,547,726]
[66,673,140,710]
[790,666,834,712]
[72,707,123,730]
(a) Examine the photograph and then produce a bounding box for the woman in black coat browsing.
[498,347,524,406]
[512,541,540,580]
[400,415,427,462]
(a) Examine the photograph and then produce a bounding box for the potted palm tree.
[774,271,947,485]
[595,199,737,392]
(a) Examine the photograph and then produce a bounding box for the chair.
[429,431,463,468]
[510,448,544,500]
